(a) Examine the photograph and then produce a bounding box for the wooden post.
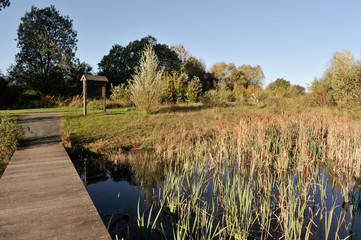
[102,83,106,113]
[83,80,87,115]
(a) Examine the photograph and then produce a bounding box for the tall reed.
[134,111,360,239]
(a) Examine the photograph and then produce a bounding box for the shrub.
[202,79,231,107]
[0,115,22,176]
[129,44,165,113]
[202,89,220,107]
[68,95,83,107]
[308,78,334,107]
[163,72,188,103]
[110,83,133,107]
[185,76,202,103]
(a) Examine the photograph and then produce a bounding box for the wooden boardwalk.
[0,113,111,240]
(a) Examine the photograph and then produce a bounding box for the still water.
[71,152,361,239]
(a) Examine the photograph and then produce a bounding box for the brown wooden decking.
[0,113,111,240]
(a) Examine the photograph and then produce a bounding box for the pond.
[70,150,361,240]
[71,151,165,239]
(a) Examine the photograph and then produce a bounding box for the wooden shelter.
[80,74,109,115]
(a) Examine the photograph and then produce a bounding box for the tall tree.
[210,62,264,89]
[266,78,291,96]
[98,35,181,86]
[182,57,212,91]
[0,0,10,11]
[97,44,130,87]
[328,50,361,108]
[129,44,165,113]
[9,5,79,96]
[170,44,190,63]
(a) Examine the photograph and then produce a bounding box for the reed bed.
[134,111,361,239]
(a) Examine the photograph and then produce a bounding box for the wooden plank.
[0,113,111,240]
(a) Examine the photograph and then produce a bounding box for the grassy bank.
[61,103,356,155]
[61,104,361,239]
[0,115,23,177]
[61,104,265,154]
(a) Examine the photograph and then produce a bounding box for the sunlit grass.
[62,104,361,239]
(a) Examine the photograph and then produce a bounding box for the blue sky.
[1,0,361,87]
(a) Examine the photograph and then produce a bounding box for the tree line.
[1,5,360,111]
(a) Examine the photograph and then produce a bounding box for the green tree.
[163,72,188,103]
[209,62,235,83]
[67,60,93,96]
[266,78,291,96]
[289,84,305,97]
[128,44,165,113]
[97,44,130,88]
[210,62,264,90]
[170,44,190,63]
[308,77,333,107]
[9,5,81,96]
[98,36,181,86]
[328,50,361,108]
[183,57,214,91]
[185,76,202,103]
[0,0,10,11]
[235,65,264,88]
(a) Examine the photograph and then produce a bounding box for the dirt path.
[19,113,62,145]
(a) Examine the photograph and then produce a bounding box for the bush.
[185,76,202,103]
[202,89,227,107]
[0,115,22,176]
[129,44,165,113]
[110,83,133,107]
[202,79,230,107]
[308,78,334,107]
[163,72,188,103]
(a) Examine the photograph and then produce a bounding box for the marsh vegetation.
[63,106,361,239]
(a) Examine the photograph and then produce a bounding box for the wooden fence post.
[83,80,87,115]
[102,83,106,113]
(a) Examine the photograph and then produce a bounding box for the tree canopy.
[0,0,10,11]
[210,62,264,89]
[9,5,89,96]
[328,50,361,108]
[98,35,182,86]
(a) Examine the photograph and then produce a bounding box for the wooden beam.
[102,83,106,113]
[83,80,87,115]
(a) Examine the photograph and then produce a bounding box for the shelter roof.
[80,74,108,82]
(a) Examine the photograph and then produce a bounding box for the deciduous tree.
[98,36,181,86]
[128,44,165,113]
[210,62,264,90]
[266,78,291,96]
[0,0,10,11]
[9,5,84,96]
[328,50,361,108]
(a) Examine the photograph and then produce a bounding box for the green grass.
[0,106,82,114]
[61,104,266,154]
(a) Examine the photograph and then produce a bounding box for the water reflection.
[69,150,361,239]
[70,150,164,239]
